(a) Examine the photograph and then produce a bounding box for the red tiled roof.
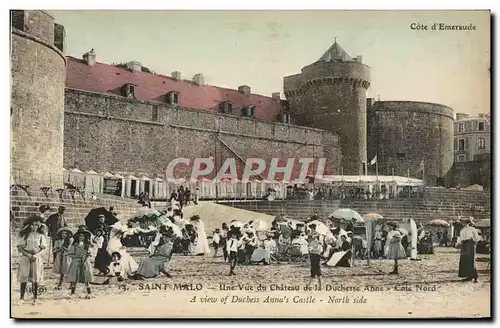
[65,56,286,122]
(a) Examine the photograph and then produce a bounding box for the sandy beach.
[11,247,490,319]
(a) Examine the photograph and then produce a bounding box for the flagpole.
[422,158,425,183]
[407,168,411,199]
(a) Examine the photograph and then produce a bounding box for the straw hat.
[459,217,475,225]
[387,221,399,228]
[56,226,74,237]
[73,229,92,239]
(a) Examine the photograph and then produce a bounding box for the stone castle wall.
[367,101,454,185]
[63,89,342,178]
[11,10,66,186]
[284,61,370,175]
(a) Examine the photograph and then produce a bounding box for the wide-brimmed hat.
[77,224,88,231]
[459,217,475,225]
[56,227,74,237]
[74,229,92,239]
[190,215,200,221]
[110,251,122,260]
[387,221,399,228]
[58,206,66,211]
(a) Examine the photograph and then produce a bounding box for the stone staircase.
[225,188,490,222]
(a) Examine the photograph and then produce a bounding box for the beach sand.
[11,246,490,318]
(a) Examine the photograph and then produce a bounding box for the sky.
[48,10,490,116]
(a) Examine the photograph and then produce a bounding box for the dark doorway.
[131,180,137,197]
[144,181,151,195]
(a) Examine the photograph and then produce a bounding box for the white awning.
[155,177,165,182]
[86,170,99,175]
[140,175,151,181]
[127,175,139,180]
[71,168,83,173]
[114,173,125,179]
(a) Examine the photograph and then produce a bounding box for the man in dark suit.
[45,206,68,262]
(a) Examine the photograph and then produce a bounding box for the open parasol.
[427,219,450,228]
[474,219,490,228]
[329,208,363,222]
[84,207,119,233]
[363,213,383,221]
[306,220,329,235]
[249,219,270,232]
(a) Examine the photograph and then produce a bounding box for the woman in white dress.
[190,215,210,256]
[106,222,139,276]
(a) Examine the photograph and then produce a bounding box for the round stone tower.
[284,40,370,175]
[367,100,454,185]
[11,10,66,186]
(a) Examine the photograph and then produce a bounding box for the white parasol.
[329,208,364,222]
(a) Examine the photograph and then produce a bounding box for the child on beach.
[227,230,242,276]
[53,227,73,289]
[16,216,47,305]
[67,229,94,298]
[108,252,126,281]
[212,229,221,257]
[385,221,407,274]
[307,224,323,290]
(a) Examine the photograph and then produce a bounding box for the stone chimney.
[456,113,469,121]
[83,49,96,66]
[126,61,142,72]
[193,73,205,86]
[272,92,281,101]
[238,85,251,95]
[355,55,363,63]
[172,71,182,80]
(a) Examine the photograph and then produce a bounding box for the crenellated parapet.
[284,77,370,98]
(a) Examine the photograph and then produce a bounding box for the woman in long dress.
[16,216,47,305]
[385,221,406,274]
[190,215,210,256]
[133,227,174,279]
[458,217,481,282]
[106,223,138,276]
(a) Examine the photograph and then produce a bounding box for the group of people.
[168,186,199,209]
[14,203,485,304]
[14,202,214,304]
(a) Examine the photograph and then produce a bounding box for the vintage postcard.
[10,9,491,319]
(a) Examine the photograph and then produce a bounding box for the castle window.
[396,152,405,158]
[458,123,464,132]
[457,155,466,162]
[278,112,291,124]
[167,92,180,105]
[458,139,465,150]
[478,138,485,150]
[122,84,136,99]
[152,105,158,121]
[220,101,233,114]
[478,121,485,131]
[241,105,255,118]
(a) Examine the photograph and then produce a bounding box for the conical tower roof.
[317,39,352,62]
